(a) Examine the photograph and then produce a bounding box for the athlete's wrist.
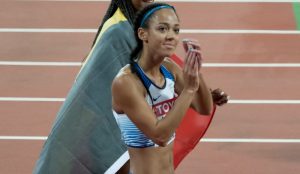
[182,88,197,95]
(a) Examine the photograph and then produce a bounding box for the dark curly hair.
[92,0,137,46]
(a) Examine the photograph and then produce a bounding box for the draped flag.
[33,8,216,174]
[171,54,216,168]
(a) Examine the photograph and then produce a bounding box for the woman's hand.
[183,39,203,73]
[182,39,202,93]
[211,88,230,106]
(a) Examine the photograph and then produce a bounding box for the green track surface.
[293,3,300,30]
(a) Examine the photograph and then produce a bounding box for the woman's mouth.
[163,43,175,49]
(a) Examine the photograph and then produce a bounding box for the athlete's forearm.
[192,74,213,115]
[153,89,195,146]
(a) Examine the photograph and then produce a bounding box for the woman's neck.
[138,50,163,77]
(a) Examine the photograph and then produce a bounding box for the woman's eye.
[158,26,167,32]
[174,28,180,34]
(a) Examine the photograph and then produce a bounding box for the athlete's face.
[131,0,154,11]
[141,9,180,58]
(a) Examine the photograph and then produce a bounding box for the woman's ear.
[138,28,148,43]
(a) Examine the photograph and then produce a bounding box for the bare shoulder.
[112,65,137,91]
[112,64,146,112]
[112,64,145,99]
[113,65,132,81]
[162,57,182,80]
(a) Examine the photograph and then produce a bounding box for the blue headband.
[140,5,174,27]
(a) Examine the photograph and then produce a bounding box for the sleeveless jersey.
[113,62,177,148]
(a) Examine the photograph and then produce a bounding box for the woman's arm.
[165,40,213,115]
[112,50,200,147]
[190,73,213,115]
[165,59,213,115]
[171,54,229,108]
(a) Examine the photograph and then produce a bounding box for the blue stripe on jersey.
[133,62,174,89]
[161,65,175,81]
[133,62,151,88]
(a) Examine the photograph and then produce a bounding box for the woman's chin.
[162,53,174,59]
[155,49,176,59]
[165,50,175,57]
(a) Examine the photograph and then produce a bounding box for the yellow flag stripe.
[79,8,127,72]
